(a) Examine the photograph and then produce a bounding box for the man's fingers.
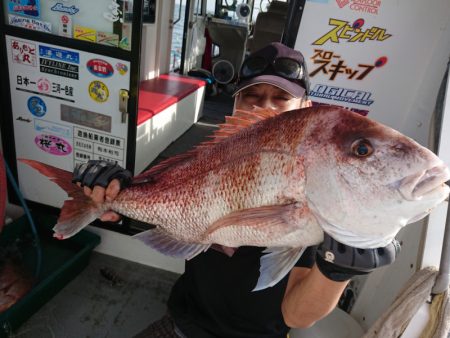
[100,211,121,222]
[83,186,92,196]
[91,186,107,204]
[105,179,121,201]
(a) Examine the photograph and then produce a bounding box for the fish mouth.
[399,163,450,201]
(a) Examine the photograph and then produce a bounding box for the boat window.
[206,0,216,15]
[211,0,255,21]
[171,1,186,71]
[193,0,204,15]
[252,0,289,22]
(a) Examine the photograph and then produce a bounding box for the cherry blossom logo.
[37,78,51,93]
[61,15,70,24]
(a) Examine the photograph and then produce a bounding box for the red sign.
[86,59,114,78]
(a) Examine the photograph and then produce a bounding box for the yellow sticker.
[74,25,97,42]
[88,80,109,103]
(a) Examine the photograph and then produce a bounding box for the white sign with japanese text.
[295,0,450,145]
[6,35,131,208]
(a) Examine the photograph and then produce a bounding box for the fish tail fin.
[19,159,106,239]
[54,194,105,239]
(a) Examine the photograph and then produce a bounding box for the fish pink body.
[0,260,33,313]
[20,106,450,290]
[113,123,320,248]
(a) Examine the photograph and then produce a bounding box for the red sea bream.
[21,106,450,290]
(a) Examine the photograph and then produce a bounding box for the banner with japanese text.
[295,0,450,145]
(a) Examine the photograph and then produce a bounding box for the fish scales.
[111,151,307,246]
[109,111,314,245]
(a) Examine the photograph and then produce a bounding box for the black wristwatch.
[316,232,401,282]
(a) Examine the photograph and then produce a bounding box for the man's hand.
[316,232,401,281]
[72,160,132,222]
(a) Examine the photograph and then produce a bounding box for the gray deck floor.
[11,93,235,338]
[14,253,179,338]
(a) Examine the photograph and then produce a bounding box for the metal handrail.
[431,63,450,295]
[431,195,450,294]
[172,0,183,26]
[189,0,202,28]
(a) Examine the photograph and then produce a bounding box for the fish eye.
[351,139,373,157]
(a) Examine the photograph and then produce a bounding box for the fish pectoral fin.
[253,247,305,292]
[204,204,302,238]
[133,228,210,260]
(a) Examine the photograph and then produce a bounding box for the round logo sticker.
[35,134,72,156]
[27,96,47,117]
[116,62,128,75]
[352,18,365,29]
[375,56,388,68]
[87,59,114,78]
[61,15,70,24]
[37,78,51,93]
[88,80,109,103]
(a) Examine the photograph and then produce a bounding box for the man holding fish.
[19,42,447,337]
[69,42,416,338]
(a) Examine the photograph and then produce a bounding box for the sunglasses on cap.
[239,56,310,95]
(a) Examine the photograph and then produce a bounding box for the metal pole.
[432,197,450,294]
[281,0,306,48]
[431,63,450,295]
[180,0,192,75]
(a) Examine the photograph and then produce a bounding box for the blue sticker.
[35,119,72,139]
[8,0,40,18]
[27,96,47,117]
[39,45,79,64]
[51,3,80,15]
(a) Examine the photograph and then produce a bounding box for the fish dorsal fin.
[132,107,281,184]
[195,107,280,150]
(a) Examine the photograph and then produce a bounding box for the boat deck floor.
[15,253,179,338]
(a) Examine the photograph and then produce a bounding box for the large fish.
[20,106,450,290]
